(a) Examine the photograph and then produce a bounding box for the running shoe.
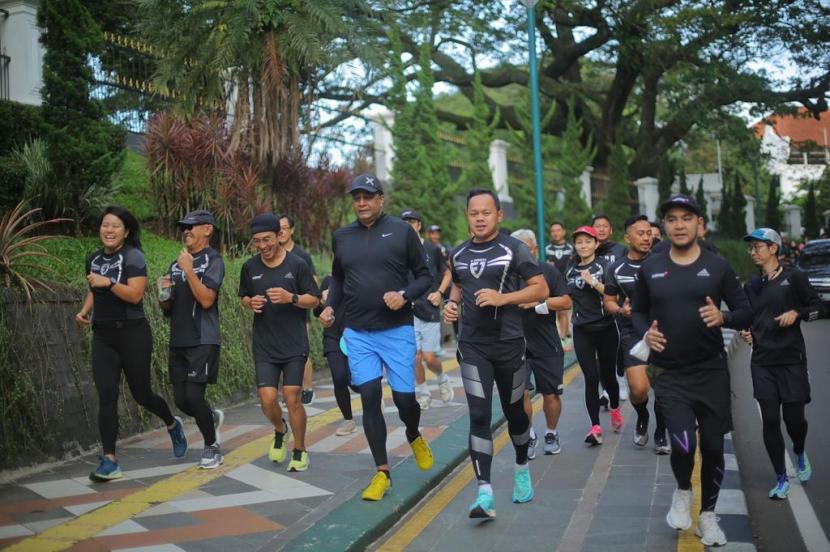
[335,419,357,436]
[438,376,454,403]
[418,393,432,411]
[199,444,223,469]
[168,416,188,458]
[695,511,727,546]
[610,408,624,433]
[634,413,649,447]
[512,465,534,503]
[89,456,123,482]
[666,488,693,530]
[410,435,434,470]
[287,450,310,472]
[599,390,610,411]
[212,408,224,445]
[797,452,812,482]
[768,474,790,500]
[584,425,603,446]
[361,470,391,501]
[469,489,496,520]
[301,388,315,405]
[562,336,573,352]
[654,432,671,455]
[269,420,290,463]
[527,430,538,460]
[544,432,561,455]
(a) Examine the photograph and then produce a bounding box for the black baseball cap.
[250,212,280,235]
[400,209,421,222]
[177,209,217,227]
[623,214,649,230]
[659,194,702,217]
[348,173,384,195]
[428,224,441,232]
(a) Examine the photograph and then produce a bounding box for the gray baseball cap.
[743,228,782,248]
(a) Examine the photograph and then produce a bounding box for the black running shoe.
[654,432,671,455]
[634,412,649,447]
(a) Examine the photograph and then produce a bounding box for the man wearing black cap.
[160,210,226,470]
[427,224,449,261]
[632,194,753,546]
[603,214,669,453]
[401,209,454,410]
[240,213,320,472]
[320,174,434,501]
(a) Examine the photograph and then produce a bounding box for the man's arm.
[792,270,826,322]
[402,227,432,300]
[720,266,753,330]
[631,266,651,336]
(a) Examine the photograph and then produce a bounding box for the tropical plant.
[0,202,71,300]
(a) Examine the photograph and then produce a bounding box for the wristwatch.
[291,293,299,304]
[107,277,118,289]
[398,289,407,300]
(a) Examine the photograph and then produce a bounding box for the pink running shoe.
[584,425,603,445]
[610,408,624,433]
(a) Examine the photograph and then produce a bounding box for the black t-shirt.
[632,248,753,369]
[545,241,575,275]
[316,275,346,355]
[239,252,320,362]
[167,247,225,348]
[744,267,825,366]
[604,255,645,333]
[288,244,316,276]
[451,233,542,343]
[413,241,446,322]
[86,245,147,322]
[566,258,612,330]
[523,263,569,356]
[596,241,628,265]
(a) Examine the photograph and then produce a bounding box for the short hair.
[510,228,537,246]
[623,214,649,231]
[650,221,662,230]
[466,188,501,210]
[591,213,612,225]
[279,214,295,228]
[550,221,565,230]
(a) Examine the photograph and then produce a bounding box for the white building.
[0,0,43,105]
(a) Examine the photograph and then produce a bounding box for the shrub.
[0,101,45,155]
[0,156,26,212]
[713,238,755,281]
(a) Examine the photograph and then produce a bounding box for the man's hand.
[474,288,505,307]
[579,270,596,287]
[74,311,91,328]
[699,296,724,328]
[266,287,293,304]
[248,295,267,313]
[774,309,799,327]
[87,273,110,289]
[177,249,194,273]
[383,291,407,311]
[739,329,753,344]
[443,300,459,323]
[617,298,632,318]
[645,320,667,352]
[319,306,335,328]
[518,302,537,309]
[427,291,442,307]
[321,288,329,303]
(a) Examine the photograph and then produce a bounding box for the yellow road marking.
[677,438,704,552]
[378,364,580,551]
[10,359,460,551]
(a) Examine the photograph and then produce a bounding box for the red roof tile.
[754,107,830,151]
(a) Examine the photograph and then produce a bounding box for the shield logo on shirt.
[470,258,487,279]
[100,263,110,274]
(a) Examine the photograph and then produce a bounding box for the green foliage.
[598,143,633,235]
[458,71,499,190]
[695,177,708,224]
[717,177,733,238]
[803,181,820,239]
[111,150,155,222]
[556,98,595,231]
[732,172,748,238]
[0,156,26,212]
[15,139,54,214]
[657,157,674,206]
[0,101,45,155]
[765,175,783,231]
[712,239,755,281]
[677,163,691,196]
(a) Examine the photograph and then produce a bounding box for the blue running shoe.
[512,465,534,503]
[89,456,122,482]
[768,474,790,500]
[168,416,188,458]
[797,452,812,482]
[469,490,496,520]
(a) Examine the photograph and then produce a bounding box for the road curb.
[282,352,577,552]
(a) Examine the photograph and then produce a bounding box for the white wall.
[0,0,43,106]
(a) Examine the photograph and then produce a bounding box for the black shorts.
[255,357,306,388]
[619,329,647,370]
[525,352,564,395]
[751,363,811,404]
[653,356,732,435]
[169,345,220,384]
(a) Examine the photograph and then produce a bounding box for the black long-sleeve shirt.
[632,248,753,369]
[328,214,431,331]
[744,267,825,366]
[412,241,446,322]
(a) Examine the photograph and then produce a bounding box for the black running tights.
[325,350,353,421]
[92,321,175,455]
[758,399,808,476]
[173,381,216,446]
[358,377,421,467]
[664,412,724,513]
[573,324,619,426]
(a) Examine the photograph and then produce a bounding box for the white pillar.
[580,166,594,208]
[367,107,394,183]
[488,139,511,203]
[744,195,756,233]
[635,177,659,221]
[782,204,802,239]
[0,0,43,105]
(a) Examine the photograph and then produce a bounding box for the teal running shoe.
[89,456,123,482]
[512,465,534,503]
[797,452,812,482]
[768,474,790,500]
[468,490,496,520]
[168,416,188,458]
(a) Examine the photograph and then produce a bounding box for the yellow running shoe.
[410,435,434,471]
[287,450,309,472]
[268,420,290,463]
[361,471,391,501]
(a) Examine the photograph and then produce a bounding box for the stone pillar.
[580,166,594,208]
[0,0,43,105]
[635,177,659,221]
[782,204,802,239]
[744,195,756,233]
[488,139,511,203]
[367,107,394,183]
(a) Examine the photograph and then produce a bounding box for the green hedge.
[712,238,755,281]
[0,100,45,155]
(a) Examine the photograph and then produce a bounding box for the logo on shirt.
[696,268,711,278]
[651,272,668,279]
[780,279,790,286]
[382,232,393,238]
[252,274,263,280]
[285,272,294,279]
[470,258,487,278]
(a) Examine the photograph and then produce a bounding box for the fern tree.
[555,98,595,231]
[459,70,499,190]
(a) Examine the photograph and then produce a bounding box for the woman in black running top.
[565,225,621,445]
[75,206,187,482]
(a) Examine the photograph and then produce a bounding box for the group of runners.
[76,173,824,548]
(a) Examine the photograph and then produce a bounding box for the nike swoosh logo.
[382,233,393,238]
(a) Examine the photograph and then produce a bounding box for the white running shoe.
[695,511,727,546]
[438,377,454,403]
[336,419,357,436]
[666,488,693,530]
[617,375,629,402]
[418,394,432,411]
[212,409,225,445]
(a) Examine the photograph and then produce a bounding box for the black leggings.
[358,377,421,468]
[459,340,530,484]
[758,399,808,476]
[92,320,175,455]
[173,381,216,446]
[573,324,619,426]
[325,350,352,421]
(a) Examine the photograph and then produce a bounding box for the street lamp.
[520,0,546,260]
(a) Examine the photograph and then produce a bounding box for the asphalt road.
[730,319,830,552]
